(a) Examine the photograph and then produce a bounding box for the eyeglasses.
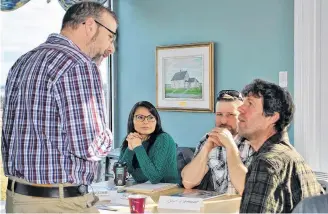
[134,114,156,122]
[217,90,243,101]
[94,20,117,41]
[83,20,117,41]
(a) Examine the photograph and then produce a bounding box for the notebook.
[170,189,222,200]
[124,181,178,193]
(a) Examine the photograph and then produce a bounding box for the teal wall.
[115,0,294,148]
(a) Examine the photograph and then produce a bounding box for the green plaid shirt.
[240,132,324,213]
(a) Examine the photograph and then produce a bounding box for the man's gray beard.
[92,54,102,63]
[88,27,101,63]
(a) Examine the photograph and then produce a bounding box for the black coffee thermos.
[113,161,127,186]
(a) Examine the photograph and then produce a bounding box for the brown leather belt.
[7,179,88,198]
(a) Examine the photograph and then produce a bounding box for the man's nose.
[220,116,227,124]
[107,43,115,55]
[237,105,244,113]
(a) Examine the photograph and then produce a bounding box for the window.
[0,1,111,123]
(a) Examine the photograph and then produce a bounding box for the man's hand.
[207,127,237,151]
[126,132,142,150]
[202,138,216,153]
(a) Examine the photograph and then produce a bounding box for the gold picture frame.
[156,42,214,112]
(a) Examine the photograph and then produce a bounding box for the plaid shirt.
[240,132,324,213]
[1,34,113,185]
[194,135,253,194]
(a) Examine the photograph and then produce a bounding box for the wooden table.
[98,187,241,213]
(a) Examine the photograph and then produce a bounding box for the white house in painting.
[170,70,200,89]
[186,77,200,88]
[171,70,190,88]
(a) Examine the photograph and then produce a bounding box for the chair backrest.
[292,194,328,213]
[176,147,195,185]
[176,146,215,190]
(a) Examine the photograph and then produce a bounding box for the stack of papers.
[91,181,157,206]
[90,181,118,201]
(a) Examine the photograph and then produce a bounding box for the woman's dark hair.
[241,79,295,132]
[121,101,164,167]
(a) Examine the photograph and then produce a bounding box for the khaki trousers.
[5,177,99,213]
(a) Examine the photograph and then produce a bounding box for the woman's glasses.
[134,114,156,122]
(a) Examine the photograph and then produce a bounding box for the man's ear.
[84,17,95,36]
[269,112,280,125]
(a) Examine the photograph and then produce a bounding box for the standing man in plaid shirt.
[182,90,253,195]
[208,79,323,213]
[1,2,117,213]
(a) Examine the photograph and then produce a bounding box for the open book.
[170,189,222,200]
[124,181,178,193]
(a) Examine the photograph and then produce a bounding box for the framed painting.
[156,42,214,112]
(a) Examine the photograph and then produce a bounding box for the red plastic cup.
[128,194,147,213]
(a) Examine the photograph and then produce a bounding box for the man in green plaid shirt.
[207,79,324,213]
[237,79,323,213]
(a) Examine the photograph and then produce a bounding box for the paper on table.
[158,196,203,211]
[90,181,117,201]
[96,203,129,211]
[157,189,224,211]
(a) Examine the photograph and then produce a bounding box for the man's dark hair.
[241,79,295,132]
[61,1,118,30]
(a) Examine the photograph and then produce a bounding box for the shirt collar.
[234,135,247,146]
[45,33,95,63]
[45,33,81,52]
[251,131,292,156]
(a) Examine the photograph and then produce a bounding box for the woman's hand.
[127,140,133,150]
[126,132,142,150]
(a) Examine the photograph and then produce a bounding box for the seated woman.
[119,101,179,184]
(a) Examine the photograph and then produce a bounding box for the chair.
[176,147,195,186]
[292,194,328,213]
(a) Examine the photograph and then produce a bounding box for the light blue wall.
[114,0,294,148]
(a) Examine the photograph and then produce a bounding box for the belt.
[7,179,89,198]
